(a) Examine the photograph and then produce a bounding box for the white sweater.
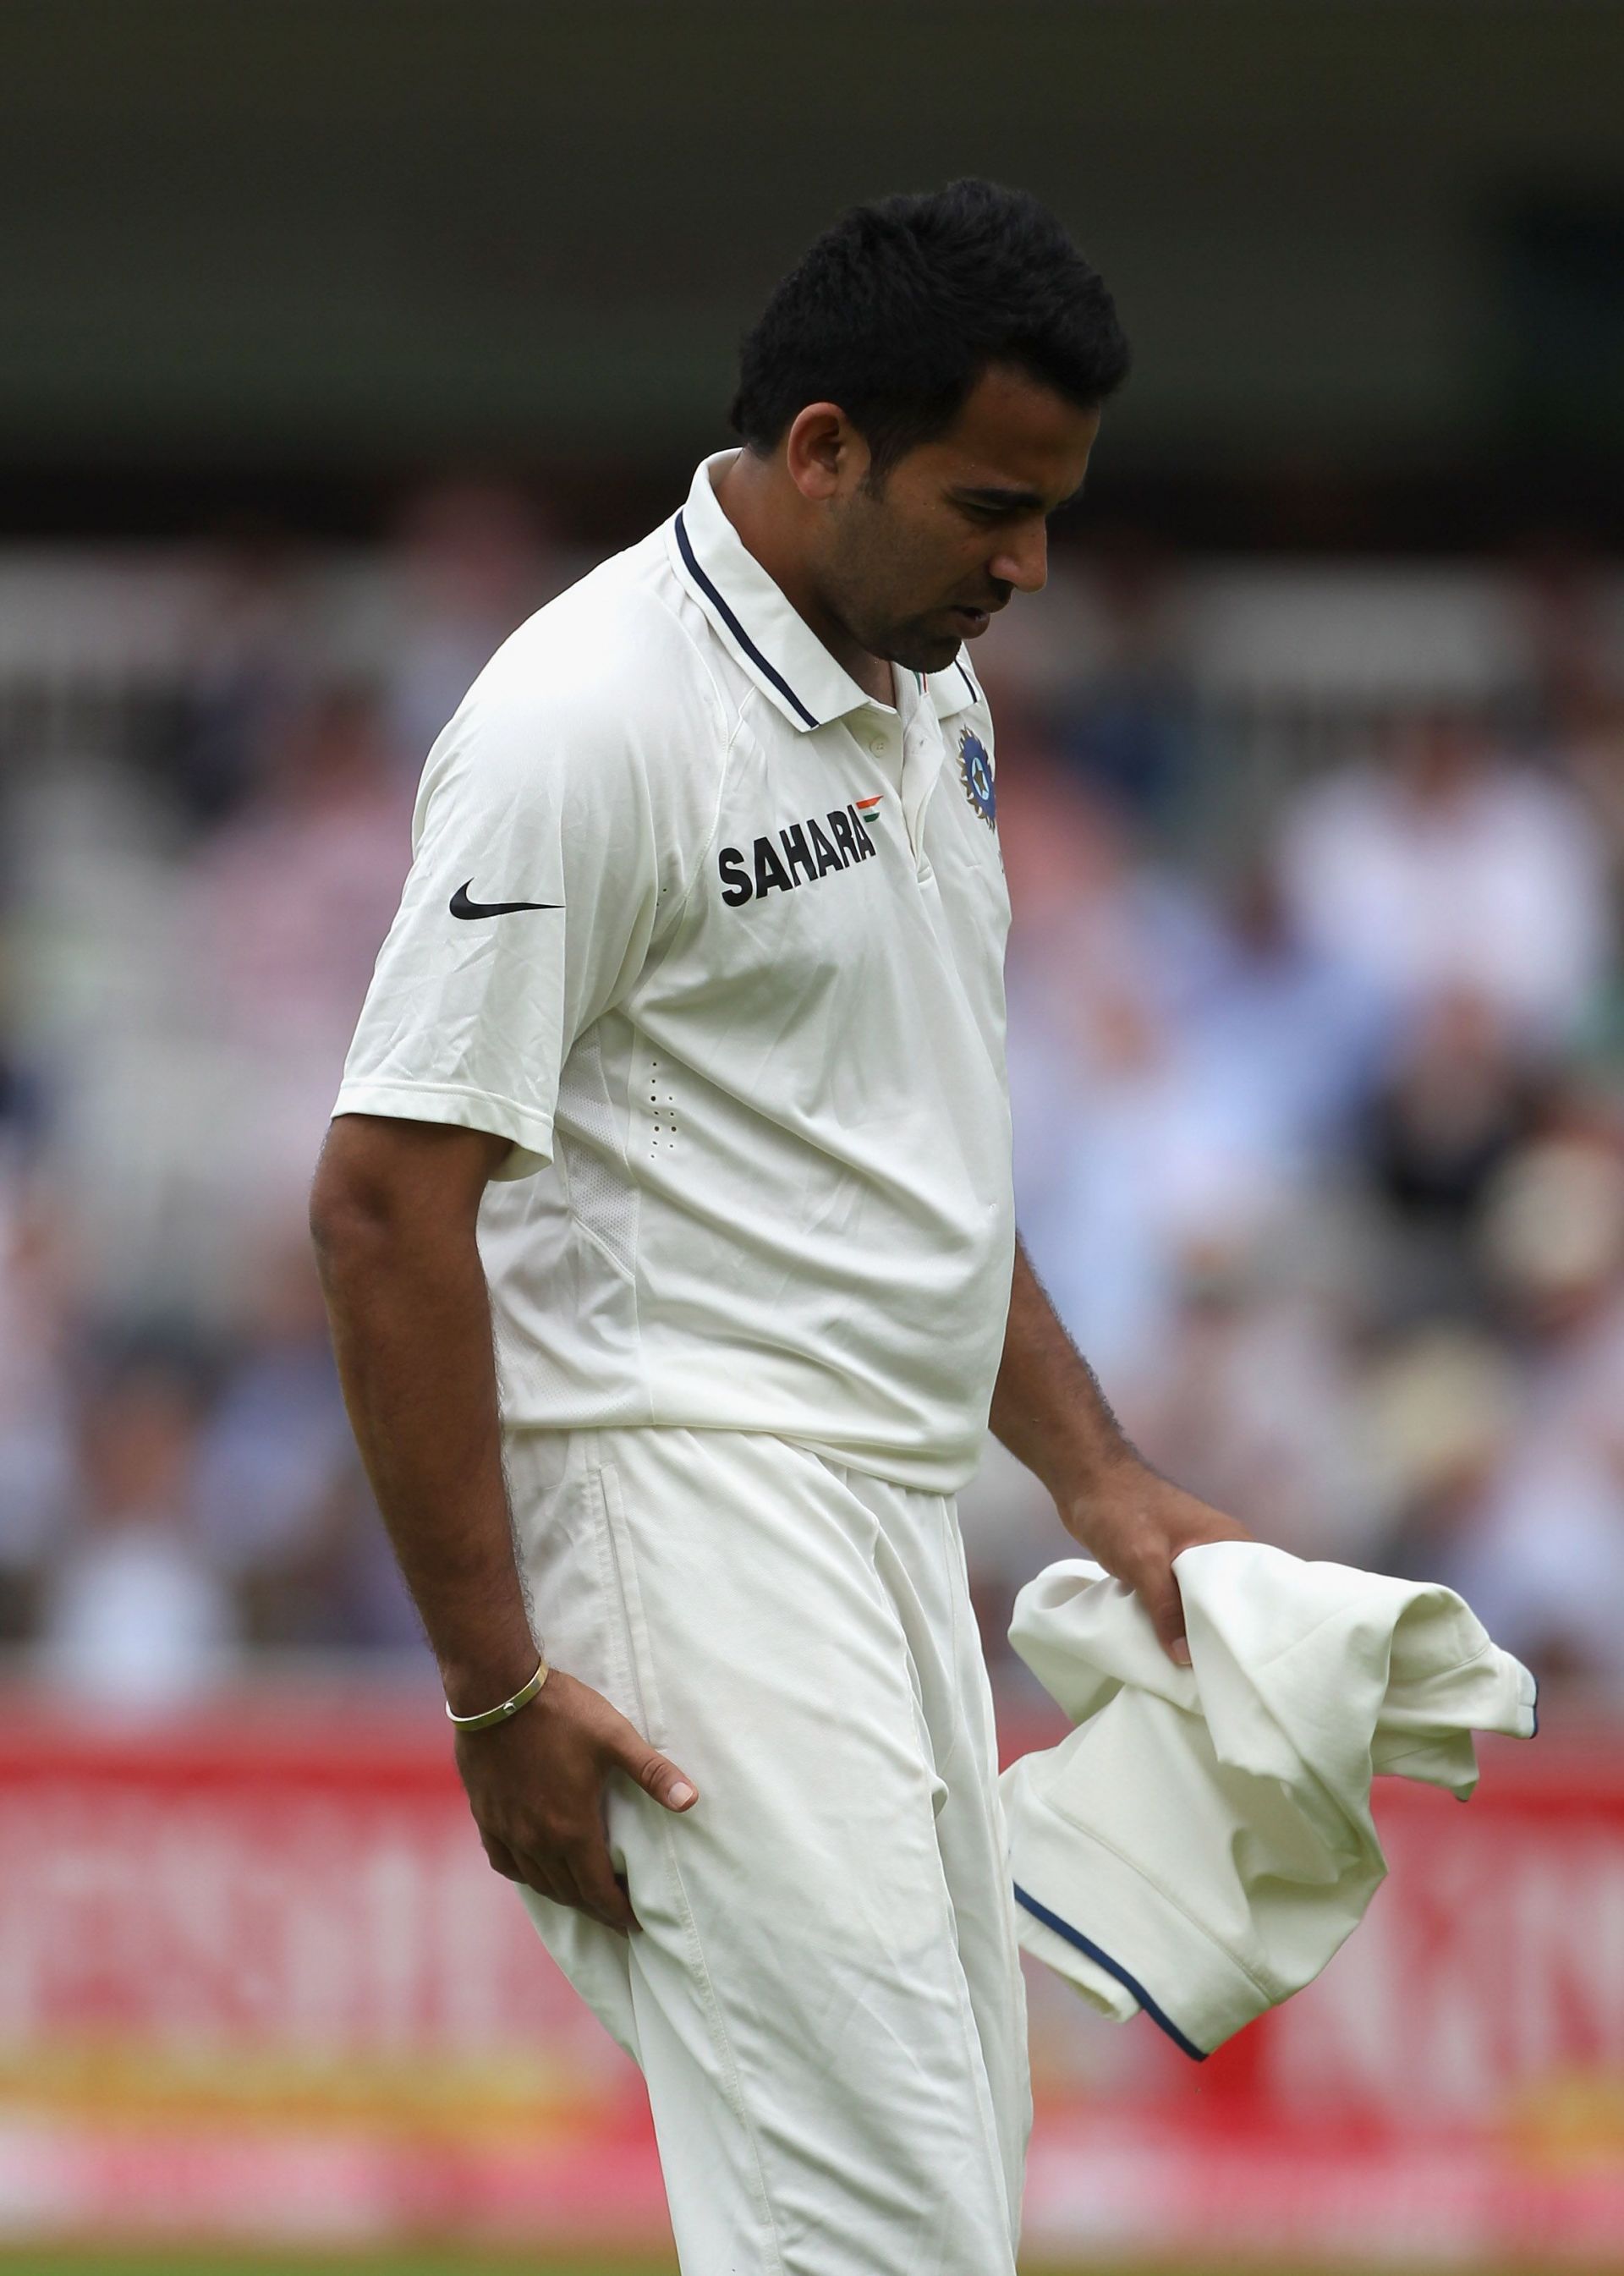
[1000,1542,1537,2059]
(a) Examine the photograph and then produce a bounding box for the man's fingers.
[479,1830,524,1881]
[1142,1571,1192,1666]
[603,1716,699,1813]
[565,1845,639,1936]
[506,1846,581,1913]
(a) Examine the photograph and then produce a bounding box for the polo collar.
[668,452,868,732]
[669,452,982,736]
[928,654,983,721]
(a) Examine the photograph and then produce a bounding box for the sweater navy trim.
[1013,1883,1208,2063]
[674,510,819,728]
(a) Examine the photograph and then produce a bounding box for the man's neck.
[711,451,894,706]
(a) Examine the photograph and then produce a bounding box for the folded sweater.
[1000,1542,1537,2058]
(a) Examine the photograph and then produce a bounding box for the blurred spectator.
[1358,987,1550,1320]
[1123,1231,1372,1560]
[1179,858,1391,1176]
[38,1353,235,1704]
[189,687,410,1063]
[1362,1326,1520,1584]
[187,1234,420,1654]
[382,478,572,767]
[1011,980,1287,1391]
[9,689,409,1340]
[173,529,322,829]
[1050,530,1194,827]
[1004,771,1375,1392]
[1442,1134,1624,1686]
[1276,709,1614,1046]
[185,686,413,1230]
[192,1238,358,1637]
[1510,532,1623,747]
[0,1162,73,1637]
[1002,763,1238,1385]
[1550,681,1624,871]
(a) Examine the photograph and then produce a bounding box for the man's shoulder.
[470,525,733,744]
[416,525,739,842]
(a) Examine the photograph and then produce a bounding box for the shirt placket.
[845,676,948,866]
[896,677,947,864]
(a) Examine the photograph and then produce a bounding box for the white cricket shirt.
[1002,1545,1536,2056]
[334,452,1014,1491]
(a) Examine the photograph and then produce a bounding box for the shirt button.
[870,737,888,757]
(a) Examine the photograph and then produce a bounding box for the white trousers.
[503,1426,1030,2276]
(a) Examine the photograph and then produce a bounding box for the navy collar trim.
[1013,1884,1208,2063]
[674,509,817,729]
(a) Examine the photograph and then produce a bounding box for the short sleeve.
[332,650,664,1179]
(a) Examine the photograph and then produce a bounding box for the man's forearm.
[989,1238,1137,1508]
[312,1191,537,1714]
[990,1237,1247,1658]
[310,1116,696,1934]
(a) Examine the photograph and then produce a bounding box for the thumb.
[607,1719,699,1813]
[1144,1571,1192,1667]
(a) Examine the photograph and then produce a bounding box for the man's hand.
[454,1668,699,1934]
[992,1242,1252,1665]
[1060,1456,1250,1665]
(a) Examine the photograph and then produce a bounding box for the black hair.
[730,179,1131,474]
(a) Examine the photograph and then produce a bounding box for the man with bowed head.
[311,178,1246,2273]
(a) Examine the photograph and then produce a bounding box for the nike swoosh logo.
[449,882,562,919]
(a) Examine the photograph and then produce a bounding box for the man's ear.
[783,403,867,503]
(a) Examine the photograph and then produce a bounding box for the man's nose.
[989,522,1047,595]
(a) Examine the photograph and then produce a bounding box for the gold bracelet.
[445,1659,549,1733]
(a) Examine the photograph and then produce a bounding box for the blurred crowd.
[1,481,1622,1708]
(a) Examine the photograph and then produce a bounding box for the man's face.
[811,363,1102,674]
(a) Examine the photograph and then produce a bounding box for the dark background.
[6,0,1624,544]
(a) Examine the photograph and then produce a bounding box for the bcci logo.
[957,727,996,830]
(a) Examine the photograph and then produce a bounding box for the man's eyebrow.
[950,480,1088,514]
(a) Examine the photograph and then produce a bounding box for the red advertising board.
[1,1683,1621,2261]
